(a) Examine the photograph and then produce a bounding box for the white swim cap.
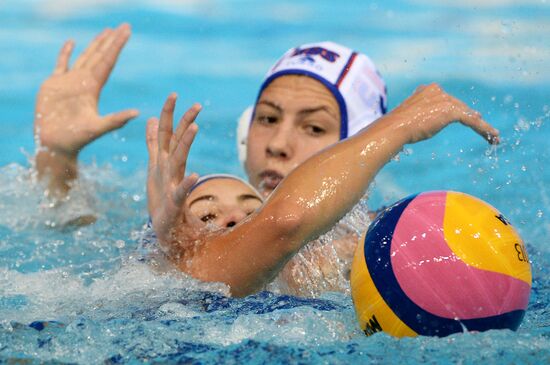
[257,41,387,138]
[238,41,387,165]
[237,107,253,167]
[189,173,263,200]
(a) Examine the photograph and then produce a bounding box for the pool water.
[1,0,549,363]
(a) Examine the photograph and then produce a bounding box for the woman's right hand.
[388,83,500,145]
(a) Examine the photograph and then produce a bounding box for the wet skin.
[245,75,341,197]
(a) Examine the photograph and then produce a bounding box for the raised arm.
[34,24,138,197]
[151,85,499,296]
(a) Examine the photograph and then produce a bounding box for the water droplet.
[403,148,413,156]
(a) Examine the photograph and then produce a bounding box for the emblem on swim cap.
[256,41,387,139]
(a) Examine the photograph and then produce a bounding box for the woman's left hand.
[146,93,203,254]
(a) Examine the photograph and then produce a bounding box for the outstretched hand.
[35,24,138,196]
[35,23,138,156]
[146,94,203,254]
[388,83,500,145]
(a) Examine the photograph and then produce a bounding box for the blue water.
[1,0,549,363]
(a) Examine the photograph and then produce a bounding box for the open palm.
[35,24,138,156]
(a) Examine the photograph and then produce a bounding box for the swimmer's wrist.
[35,148,78,196]
[374,107,417,146]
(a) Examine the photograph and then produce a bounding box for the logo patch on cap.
[291,47,340,63]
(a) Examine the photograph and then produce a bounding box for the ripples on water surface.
[1,0,549,363]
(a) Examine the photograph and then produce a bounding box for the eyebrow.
[188,194,217,208]
[239,194,263,204]
[297,106,335,118]
[257,100,337,119]
[257,100,282,113]
[188,193,262,209]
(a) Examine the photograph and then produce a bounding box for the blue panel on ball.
[461,310,525,332]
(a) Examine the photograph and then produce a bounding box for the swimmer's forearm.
[35,149,78,197]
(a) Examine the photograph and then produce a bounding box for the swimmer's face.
[245,75,340,197]
[186,178,263,229]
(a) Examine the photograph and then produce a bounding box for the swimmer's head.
[187,174,263,229]
[241,41,387,196]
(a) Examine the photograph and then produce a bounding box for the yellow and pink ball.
[351,191,532,337]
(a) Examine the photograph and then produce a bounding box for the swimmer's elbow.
[263,199,307,241]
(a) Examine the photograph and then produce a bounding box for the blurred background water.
[0,0,549,363]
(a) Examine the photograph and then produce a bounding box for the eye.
[256,114,278,125]
[200,213,217,222]
[304,124,326,136]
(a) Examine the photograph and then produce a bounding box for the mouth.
[258,170,284,191]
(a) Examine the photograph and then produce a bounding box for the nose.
[266,121,293,160]
[222,209,247,228]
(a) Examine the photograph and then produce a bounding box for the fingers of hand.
[73,28,111,69]
[82,29,116,69]
[101,109,139,132]
[146,117,159,152]
[170,103,202,154]
[174,173,200,206]
[52,40,74,76]
[439,92,500,144]
[158,93,177,154]
[169,123,198,182]
[90,24,131,84]
[460,110,500,144]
